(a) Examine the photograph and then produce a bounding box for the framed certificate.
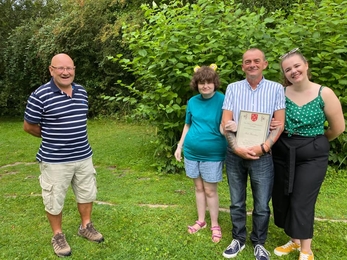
[236,110,271,148]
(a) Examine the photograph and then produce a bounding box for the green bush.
[1,0,144,117]
[270,0,347,166]
[111,0,347,172]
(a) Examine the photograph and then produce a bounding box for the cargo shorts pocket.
[39,175,53,211]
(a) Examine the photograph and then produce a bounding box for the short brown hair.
[190,66,220,91]
[242,48,266,62]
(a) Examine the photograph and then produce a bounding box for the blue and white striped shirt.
[24,78,93,163]
[222,78,285,123]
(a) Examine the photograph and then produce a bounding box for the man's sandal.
[187,220,207,234]
[211,226,222,243]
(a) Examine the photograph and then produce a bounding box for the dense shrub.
[112,0,347,172]
[0,0,345,171]
[1,0,145,117]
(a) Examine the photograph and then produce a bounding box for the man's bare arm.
[225,131,238,152]
[222,110,237,151]
[263,109,285,151]
[23,120,41,138]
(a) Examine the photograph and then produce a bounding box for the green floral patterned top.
[285,86,326,137]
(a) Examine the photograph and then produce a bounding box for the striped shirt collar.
[244,76,266,90]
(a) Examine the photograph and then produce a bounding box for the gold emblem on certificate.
[236,110,271,148]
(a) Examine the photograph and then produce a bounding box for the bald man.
[24,53,104,257]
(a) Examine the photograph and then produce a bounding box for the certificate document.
[236,110,271,148]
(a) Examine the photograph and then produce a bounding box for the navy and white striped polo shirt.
[24,78,93,163]
[222,77,286,123]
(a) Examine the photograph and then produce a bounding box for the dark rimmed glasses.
[280,48,300,59]
[50,65,76,73]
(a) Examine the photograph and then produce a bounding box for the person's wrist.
[260,143,266,154]
[232,145,240,153]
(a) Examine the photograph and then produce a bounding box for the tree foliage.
[0,0,346,171]
[0,0,325,116]
[236,0,321,13]
[112,0,347,172]
[0,0,152,117]
[0,0,61,114]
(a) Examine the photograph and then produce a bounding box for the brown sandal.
[211,226,222,243]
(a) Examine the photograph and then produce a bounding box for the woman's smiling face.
[281,54,309,85]
[198,81,215,98]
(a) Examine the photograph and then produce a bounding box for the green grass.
[1,118,346,259]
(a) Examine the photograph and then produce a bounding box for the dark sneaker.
[223,239,245,258]
[254,244,270,260]
[78,222,104,242]
[51,233,71,257]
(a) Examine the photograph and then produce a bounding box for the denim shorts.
[38,157,97,215]
[184,158,223,183]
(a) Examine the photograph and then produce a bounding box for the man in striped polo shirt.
[24,53,104,257]
[221,48,285,260]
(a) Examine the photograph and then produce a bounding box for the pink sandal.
[188,220,207,234]
[211,226,222,243]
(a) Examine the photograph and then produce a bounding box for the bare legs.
[48,202,93,234]
[190,177,220,233]
[193,177,207,225]
[47,212,63,235]
[77,202,93,228]
[291,238,313,254]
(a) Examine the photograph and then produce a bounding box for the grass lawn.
[0,118,346,260]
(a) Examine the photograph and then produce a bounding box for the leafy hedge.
[1,0,146,117]
[112,0,347,172]
[1,0,345,172]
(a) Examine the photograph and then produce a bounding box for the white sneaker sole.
[274,247,300,256]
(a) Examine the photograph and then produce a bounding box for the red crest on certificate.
[236,110,271,148]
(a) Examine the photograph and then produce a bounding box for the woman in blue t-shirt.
[174,65,227,243]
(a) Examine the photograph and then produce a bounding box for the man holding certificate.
[221,48,285,260]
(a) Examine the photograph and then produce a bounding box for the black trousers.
[272,133,330,239]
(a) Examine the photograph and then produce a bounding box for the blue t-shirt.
[183,91,227,161]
